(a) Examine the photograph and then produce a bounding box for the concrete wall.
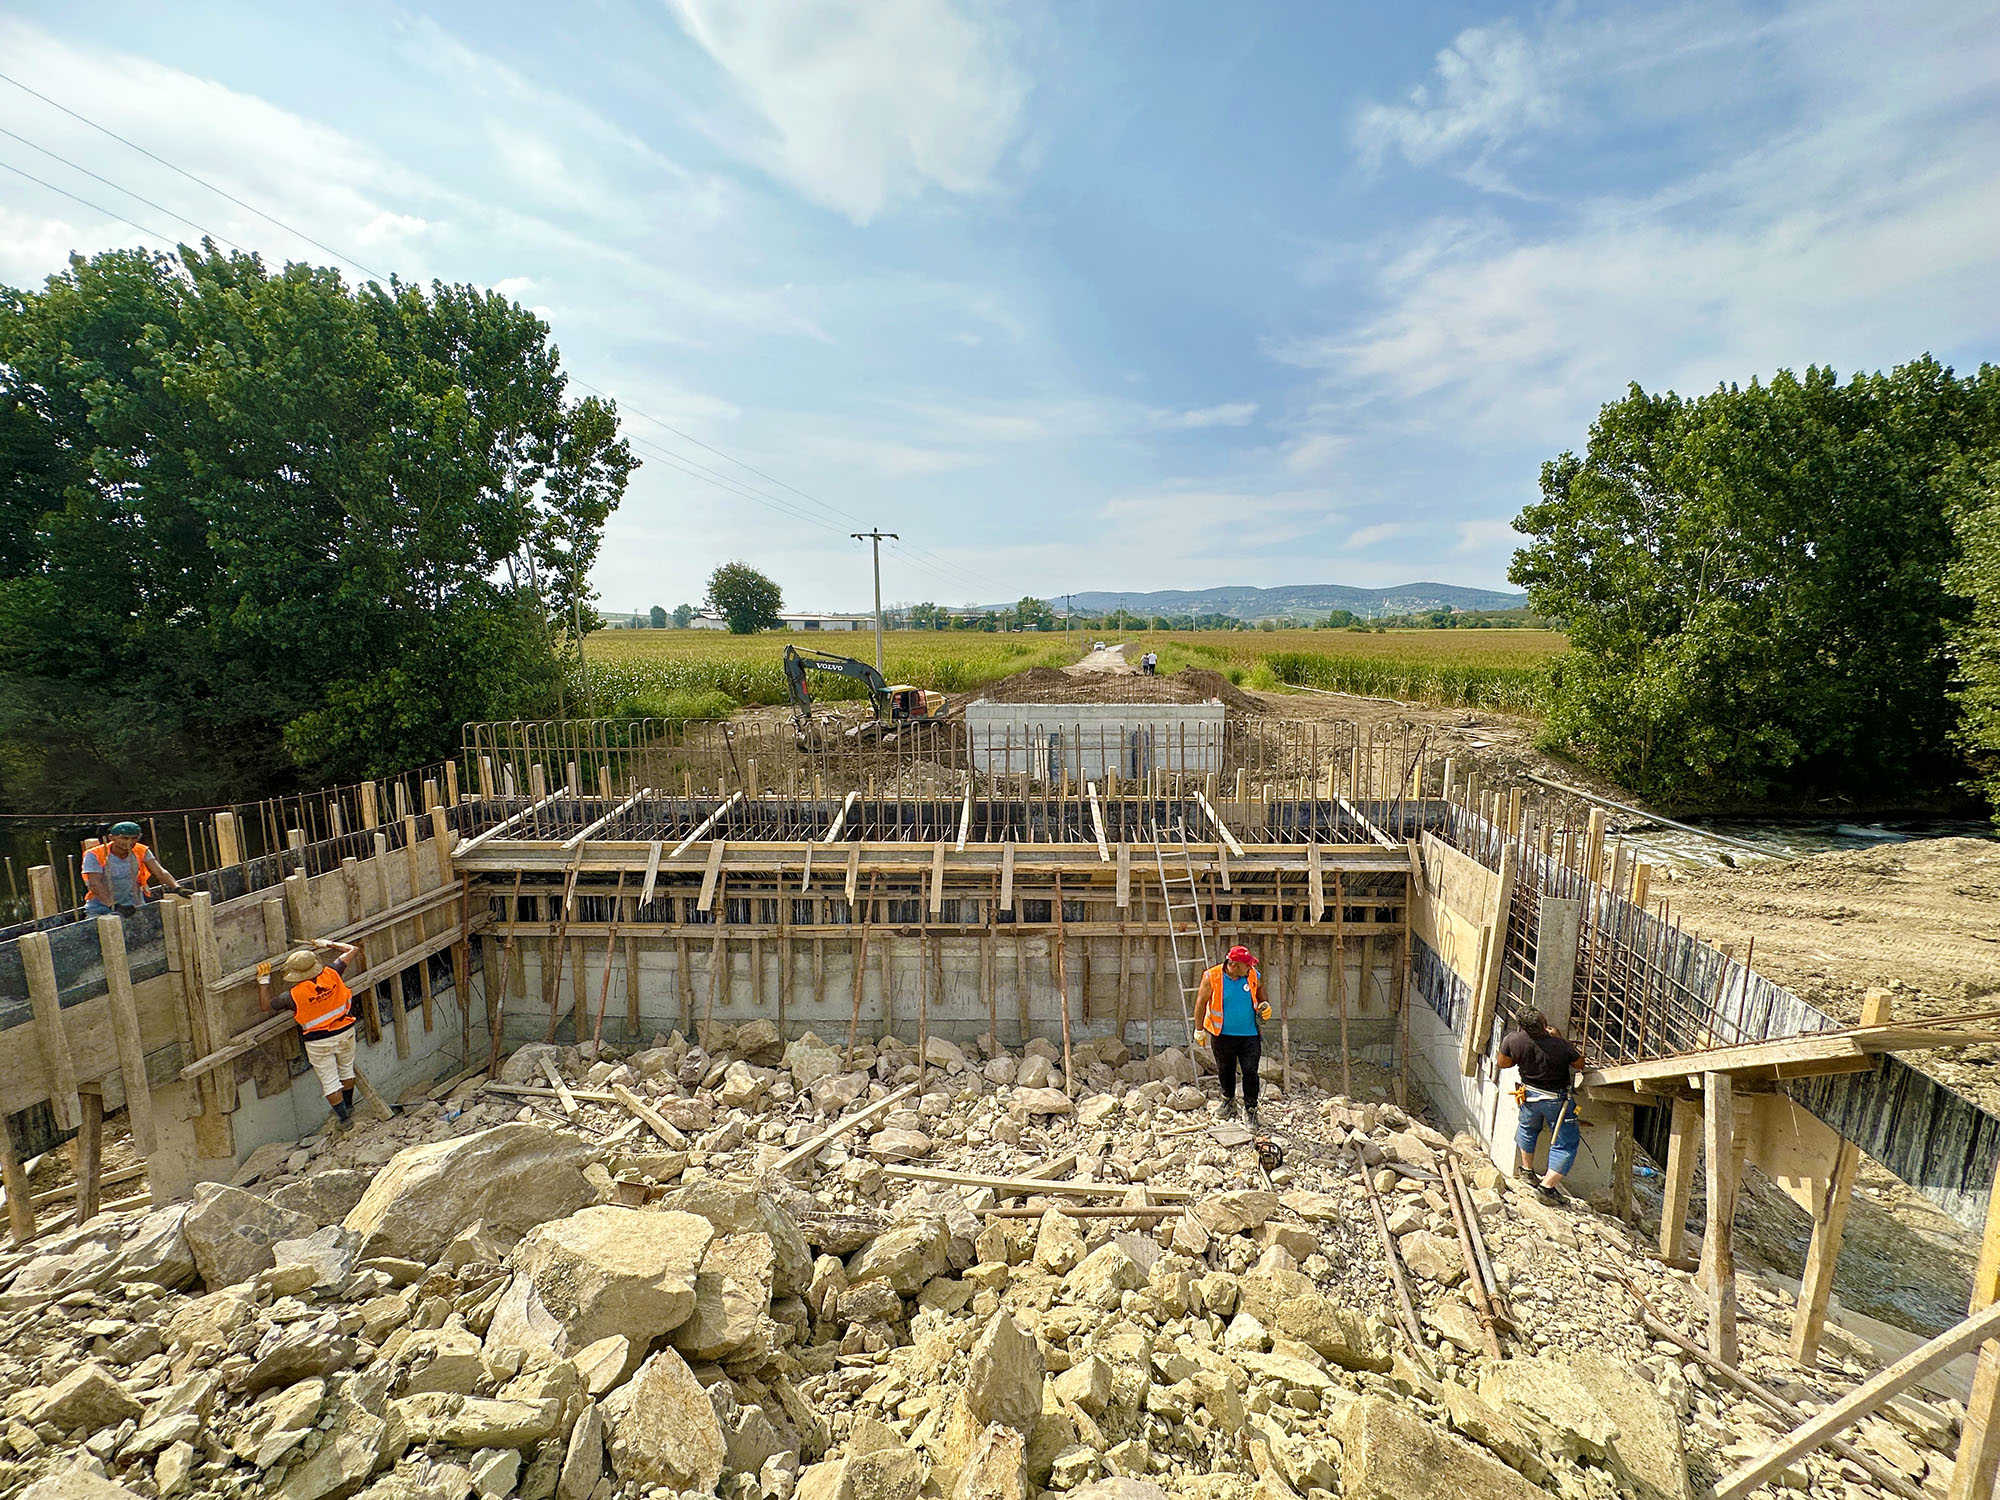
[498,931,1399,1055]
[965,703,1225,780]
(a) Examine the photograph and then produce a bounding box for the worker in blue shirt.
[1195,944,1273,1125]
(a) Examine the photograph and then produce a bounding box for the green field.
[578,626,1567,717]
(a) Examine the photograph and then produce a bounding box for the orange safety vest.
[1195,963,1267,1036]
[290,968,354,1035]
[84,840,153,896]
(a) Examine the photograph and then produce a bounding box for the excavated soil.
[957,664,1263,715]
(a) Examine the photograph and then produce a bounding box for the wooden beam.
[1950,1343,2000,1500]
[670,792,742,860]
[1087,782,1110,862]
[957,777,973,852]
[1659,1096,1700,1264]
[1307,840,1324,922]
[95,916,156,1155]
[0,1121,35,1243]
[1000,839,1015,911]
[883,1166,1192,1200]
[1713,1299,2000,1500]
[27,864,58,919]
[844,844,860,905]
[1580,1024,2000,1089]
[74,1087,103,1223]
[20,931,81,1130]
[204,881,465,992]
[821,790,858,845]
[771,1082,921,1177]
[611,1082,689,1149]
[561,787,650,850]
[1115,841,1131,909]
[455,788,569,854]
[930,840,947,918]
[1702,1069,1739,1365]
[639,840,664,906]
[1193,790,1244,858]
[698,839,727,912]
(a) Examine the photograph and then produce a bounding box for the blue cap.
[109,821,142,836]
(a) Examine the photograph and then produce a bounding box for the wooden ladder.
[1151,816,1212,1051]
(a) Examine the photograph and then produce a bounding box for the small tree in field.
[706,562,784,634]
[649,605,668,628]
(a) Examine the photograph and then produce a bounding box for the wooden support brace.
[74,1086,103,1223]
[699,839,727,912]
[19,930,81,1131]
[1115,842,1131,908]
[930,840,947,918]
[96,916,156,1154]
[1702,1070,1739,1365]
[1659,1096,1700,1264]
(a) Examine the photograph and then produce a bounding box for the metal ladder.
[1151,816,1213,1050]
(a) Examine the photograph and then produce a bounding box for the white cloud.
[1347,523,1403,549]
[1355,20,1566,175]
[664,0,1029,222]
[1454,518,1520,554]
[1152,401,1258,431]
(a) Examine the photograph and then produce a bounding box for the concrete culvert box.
[964,701,1225,780]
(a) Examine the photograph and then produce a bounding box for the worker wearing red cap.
[1195,944,1272,1125]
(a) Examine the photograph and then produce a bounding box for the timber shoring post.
[541,858,583,1042]
[1951,1150,2000,1499]
[0,1119,34,1243]
[1053,874,1075,1098]
[589,869,630,1053]
[97,915,156,1154]
[74,1087,104,1224]
[1701,1070,1740,1365]
[1659,1095,1701,1264]
[843,872,879,1068]
[702,929,727,1051]
[485,872,525,1077]
[1334,872,1351,1099]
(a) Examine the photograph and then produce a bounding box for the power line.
[0,157,169,244]
[0,84,991,597]
[0,125,247,251]
[0,66,390,282]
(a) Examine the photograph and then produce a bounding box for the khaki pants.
[303,1027,357,1096]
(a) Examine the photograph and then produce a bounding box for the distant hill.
[980,582,1528,622]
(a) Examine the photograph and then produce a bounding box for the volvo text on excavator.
[782,644,953,750]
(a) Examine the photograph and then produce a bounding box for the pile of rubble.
[0,1021,1974,1500]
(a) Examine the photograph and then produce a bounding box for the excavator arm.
[783,645,894,727]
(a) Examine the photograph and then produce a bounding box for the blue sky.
[2,1,1997,615]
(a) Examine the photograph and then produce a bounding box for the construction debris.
[0,1030,1975,1500]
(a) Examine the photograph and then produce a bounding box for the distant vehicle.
[782,645,954,751]
[1092,640,1106,651]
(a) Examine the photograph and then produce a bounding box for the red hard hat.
[1226,945,1254,965]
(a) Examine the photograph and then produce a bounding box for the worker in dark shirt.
[1497,1008,1585,1204]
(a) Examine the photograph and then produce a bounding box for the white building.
[778,613,876,632]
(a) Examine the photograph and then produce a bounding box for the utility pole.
[852,530,898,673]
[1065,594,1072,646]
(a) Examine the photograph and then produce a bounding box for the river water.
[1614,815,1997,870]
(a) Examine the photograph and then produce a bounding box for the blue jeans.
[1516,1090,1580,1177]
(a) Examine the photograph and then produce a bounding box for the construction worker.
[1497,1008,1585,1204]
[82,821,183,916]
[258,939,363,1126]
[1195,944,1273,1125]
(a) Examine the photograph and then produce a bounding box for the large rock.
[602,1349,727,1491]
[847,1218,950,1295]
[392,1394,561,1449]
[22,1469,146,1499]
[9,1204,197,1297]
[1483,1355,1690,1500]
[497,1043,562,1086]
[30,1362,144,1432]
[659,1180,812,1298]
[1033,1209,1084,1274]
[1063,1243,1145,1309]
[797,1439,926,1500]
[1067,1484,1171,1500]
[486,1206,711,1360]
[951,1422,1027,1500]
[1007,1088,1071,1120]
[1193,1190,1277,1235]
[276,1407,402,1500]
[964,1313,1045,1433]
[1397,1231,1465,1287]
[786,1038,846,1089]
[183,1183,316,1290]
[1341,1397,1544,1500]
[557,1402,604,1500]
[1274,1292,1390,1372]
[735,1018,785,1063]
[672,1231,775,1362]
[344,1124,593,1261]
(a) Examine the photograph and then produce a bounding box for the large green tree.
[0,243,635,810]
[1512,360,1999,805]
[705,562,783,634]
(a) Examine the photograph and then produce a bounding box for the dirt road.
[1066,641,1136,675]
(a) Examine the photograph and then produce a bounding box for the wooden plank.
[883,1165,1192,1200]
[670,792,742,860]
[74,1087,103,1223]
[28,865,58,919]
[1702,1069,1739,1365]
[1001,839,1015,912]
[611,1082,689,1148]
[19,931,81,1131]
[1192,790,1243,858]
[772,1082,921,1176]
[930,840,947,918]
[639,840,664,906]
[0,1122,35,1242]
[1307,840,1324,922]
[957,777,973,852]
[823,790,858,845]
[541,1056,578,1118]
[1713,1299,2000,1500]
[1115,842,1131,909]
[456,788,569,854]
[845,845,860,906]
[95,916,156,1155]
[1087,782,1110,862]
[698,839,727,913]
[1948,1343,2000,1500]
[1660,1096,1700,1264]
[562,786,649,849]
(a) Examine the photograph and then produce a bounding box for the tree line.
[0,244,635,813]
[1511,358,2000,811]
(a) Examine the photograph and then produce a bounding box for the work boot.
[1219,1098,1239,1121]
[1535,1180,1567,1206]
[332,1100,353,1126]
[1245,1105,1260,1129]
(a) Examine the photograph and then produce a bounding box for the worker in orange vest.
[1195,944,1273,1126]
[258,938,363,1126]
[82,821,183,916]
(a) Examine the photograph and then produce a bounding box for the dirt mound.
[960,664,1262,714]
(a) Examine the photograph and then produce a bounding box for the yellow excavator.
[782,644,951,750]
